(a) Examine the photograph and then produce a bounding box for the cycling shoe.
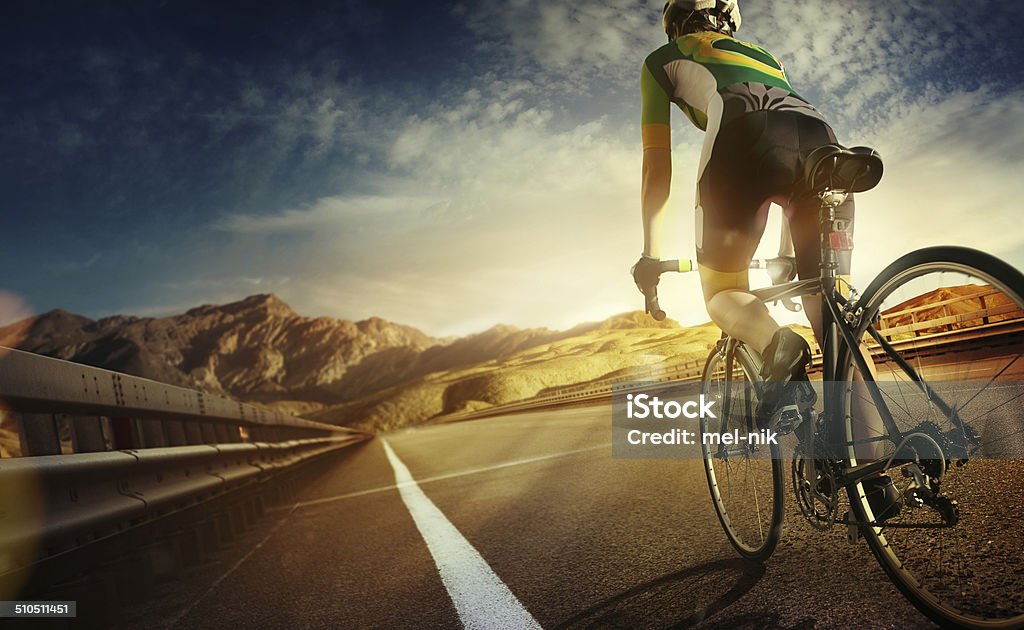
[757,328,812,430]
[862,474,901,523]
[760,328,812,382]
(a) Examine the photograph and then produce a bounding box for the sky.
[2,0,1024,337]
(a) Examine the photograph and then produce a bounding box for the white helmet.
[662,0,741,39]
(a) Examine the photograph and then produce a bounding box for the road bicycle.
[640,144,1024,628]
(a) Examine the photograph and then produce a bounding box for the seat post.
[817,191,847,281]
[817,190,849,385]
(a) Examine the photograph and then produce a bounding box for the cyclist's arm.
[640,62,673,258]
[779,217,795,258]
[642,148,671,258]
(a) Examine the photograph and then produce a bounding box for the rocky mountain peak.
[184,293,297,320]
[237,293,295,315]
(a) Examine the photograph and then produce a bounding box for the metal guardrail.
[0,347,371,587]
[0,346,359,457]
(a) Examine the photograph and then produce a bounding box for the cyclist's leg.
[696,110,792,355]
[790,191,883,461]
[698,210,776,355]
[704,289,775,354]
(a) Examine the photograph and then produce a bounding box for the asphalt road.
[105,403,968,629]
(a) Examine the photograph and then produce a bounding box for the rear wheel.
[839,246,1024,628]
[700,341,784,560]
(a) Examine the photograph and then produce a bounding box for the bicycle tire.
[837,246,1024,628]
[700,342,785,560]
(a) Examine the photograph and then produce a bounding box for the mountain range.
[3,283,991,432]
[0,294,709,430]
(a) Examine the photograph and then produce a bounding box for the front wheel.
[700,341,784,560]
[838,246,1024,628]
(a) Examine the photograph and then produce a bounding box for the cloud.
[460,0,662,88]
[850,87,1024,280]
[208,79,671,332]
[45,252,103,276]
[457,1,1023,134]
[0,291,33,328]
[15,1,1023,338]
[193,11,1024,334]
[746,1,1023,130]
[215,195,438,234]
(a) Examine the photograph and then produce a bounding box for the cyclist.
[631,0,899,520]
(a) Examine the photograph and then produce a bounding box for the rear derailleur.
[900,460,960,527]
[889,426,961,527]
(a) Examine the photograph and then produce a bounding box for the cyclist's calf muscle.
[706,287,777,354]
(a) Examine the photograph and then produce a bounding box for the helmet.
[662,0,741,40]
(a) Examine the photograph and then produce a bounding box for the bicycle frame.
[748,193,969,489]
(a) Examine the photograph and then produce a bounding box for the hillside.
[16,283,998,433]
[0,294,439,413]
[306,320,725,431]
[0,295,715,431]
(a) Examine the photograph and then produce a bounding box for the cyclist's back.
[633,0,854,384]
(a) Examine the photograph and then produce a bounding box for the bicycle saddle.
[804,144,884,195]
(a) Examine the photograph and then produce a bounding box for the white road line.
[382,439,543,630]
[279,442,609,511]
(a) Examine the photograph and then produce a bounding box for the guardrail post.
[137,419,167,448]
[214,424,231,443]
[71,416,108,453]
[184,423,204,445]
[200,423,219,444]
[164,421,188,446]
[17,412,62,456]
[110,416,136,449]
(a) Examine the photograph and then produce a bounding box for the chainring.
[792,442,841,530]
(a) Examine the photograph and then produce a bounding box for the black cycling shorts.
[695,109,854,281]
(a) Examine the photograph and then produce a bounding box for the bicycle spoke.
[956,351,1024,416]
[858,376,913,421]
[963,385,1024,425]
[892,367,913,420]
[976,423,1024,451]
[748,456,764,542]
[852,389,902,440]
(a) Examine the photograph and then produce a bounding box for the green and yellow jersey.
[641,31,822,151]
